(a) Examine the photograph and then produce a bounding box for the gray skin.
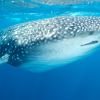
[0,16,100,70]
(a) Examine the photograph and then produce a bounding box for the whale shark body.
[0,16,100,72]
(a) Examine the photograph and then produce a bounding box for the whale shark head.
[0,16,100,72]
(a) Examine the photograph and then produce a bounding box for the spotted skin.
[0,16,100,70]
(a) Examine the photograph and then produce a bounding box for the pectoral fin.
[81,40,99,46]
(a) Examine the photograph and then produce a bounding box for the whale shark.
[0,16,100,72]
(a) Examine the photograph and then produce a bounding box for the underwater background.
[0,0,100,100]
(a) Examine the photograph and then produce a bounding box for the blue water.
[0,1,100,100]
